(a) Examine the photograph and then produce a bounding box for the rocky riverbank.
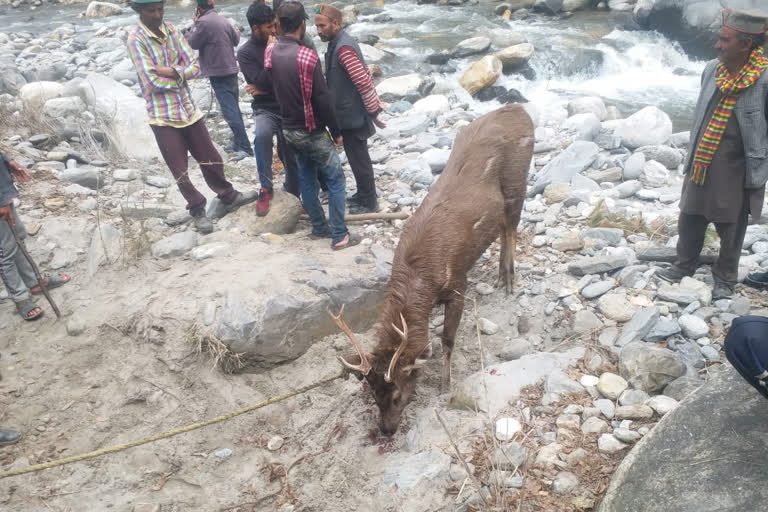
[2,1,768,511]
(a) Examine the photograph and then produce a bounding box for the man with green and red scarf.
[657,9,768,300]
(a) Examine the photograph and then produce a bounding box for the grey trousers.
[0,205,36,303]
[675,208,749,285]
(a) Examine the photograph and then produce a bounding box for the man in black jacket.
[315,3,385,214]
[238,2,299,216]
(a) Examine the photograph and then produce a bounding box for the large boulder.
[530,140,599,195]
[359,43,390,64]
[614,106,672,149]
[494,43,535,72]
[460,56,503,95]
[217,190,302,236]
[77,73,160,160]
[43,96,87,120]
[599,366,768,512]
[85,1,124,17]
[619,342,686,393]
[636,0,765,59]
[376,73,435,102]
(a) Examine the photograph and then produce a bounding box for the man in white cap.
[657,8,768,299]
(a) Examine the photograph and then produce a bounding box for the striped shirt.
[337,46,381,116]
[127,22,202,127]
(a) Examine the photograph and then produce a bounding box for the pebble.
[145,175,171,188]
[476,282,494,295]
[556,414,581,431]
[618,389,650,406]
[552,471,579,495]
[598,433,629,454]
[479,318,499,335]
[700,345,720,361]
[214,448,232,458]
[581,416,609,434]
[594,399,616,419]
[580,375,599,387]
[678,314,709,339]
[646,395,679,416]
[612,428,641,443]
[615,404,654,420]
[267,435,285,451]
[581,280,615,299]
[66,317,86,337]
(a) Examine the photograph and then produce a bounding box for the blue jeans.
[253,109,299,196]
[283,129,348,244]
[209,74,251,154]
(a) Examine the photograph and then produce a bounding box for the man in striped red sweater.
[315,4,385,214]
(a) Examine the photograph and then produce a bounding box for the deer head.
[330,306,423,436]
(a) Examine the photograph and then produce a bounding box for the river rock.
[598,433,628,454]
[646,395,679,416]
[636,145,683,170]
[460,56,502,95]
[581,280,615,299]
[572,309,603,333]
[43,96,86,120]
[376,73,434,102]
[616,180,642,199]
[568,252,633,276]
[581,416,609,434]
[619,389,651,406]
[359,44,388,64]
[530,140,599,195]
[151,231,199,258]
[60,168,100,190]
[656,282,699,305]
[552,471,579,495]
[488,28,528,47]
[582,227,623,245]
[386,114,431,138]
[615,107,672,149]
[397,159,434,186]
[597,372,628,400]
[420,148,451,173]
[533,0,563,14]
[615,306,660,347]
[615,404,654,420]
[562,113,601,142]
[0,65,27,96]
[643,317,681,342]
[678,314,709,339]
[663,375,703,401]
[619,342,686,393]
[639,160,669,188]
[622,152,646,180]
[453,36,491,58]
[598,293,636,322]
[20,81,64,110]
[494,43,534,71]
[78,73,160,160]
[85,1,123,17]
[563,0,591,10]
[412,95,450,117]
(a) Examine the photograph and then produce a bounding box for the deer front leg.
[441,294,465,393]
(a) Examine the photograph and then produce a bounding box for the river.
[3,0,708,131]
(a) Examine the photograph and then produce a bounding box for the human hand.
[9,161,30,182]
[153,66,179,79]
[245,84,265,96]
[373,116,386,129]
[0,205,14,227]
[334,135,343,146]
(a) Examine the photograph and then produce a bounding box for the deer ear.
[400,359,426,375]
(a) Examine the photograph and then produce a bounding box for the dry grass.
[188,323,245,374]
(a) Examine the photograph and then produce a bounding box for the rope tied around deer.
[0,371,345,480]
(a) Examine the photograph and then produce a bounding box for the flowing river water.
[3,0,708,131]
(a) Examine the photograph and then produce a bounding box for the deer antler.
[329,305,371,376]
[385,313,409,383]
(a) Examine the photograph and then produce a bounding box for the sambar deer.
[330,104,534,435]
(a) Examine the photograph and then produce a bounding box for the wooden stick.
[7,220,61,319]
[300,211,410,223]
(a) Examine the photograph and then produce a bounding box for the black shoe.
[0,429,22,446]
[745,271,768,290]
[712,281,734,300]
[346,192,361,205]
[190,207,213,234]
[349,201,379,215]
[656,266,692,284]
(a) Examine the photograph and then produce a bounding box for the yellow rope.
[0,372,343,479]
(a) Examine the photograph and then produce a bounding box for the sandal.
[16,300,43,321]
[30,273,71,295]
[332,233,362,251]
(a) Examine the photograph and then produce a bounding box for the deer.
[330,104,534,435]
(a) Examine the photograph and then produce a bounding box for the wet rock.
[460,56,502,95]
[494,43,534,71]
[619,342,686,393]
[453,36,491,58]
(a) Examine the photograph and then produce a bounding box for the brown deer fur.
[338,104,534,435]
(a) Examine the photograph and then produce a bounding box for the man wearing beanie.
[315,3,385,214]
[186,0,253,160]
[266,1,360,250]
[127,0,256,234]
[657,9,768,300]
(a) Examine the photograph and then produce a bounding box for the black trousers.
[725,315,768,399]
[342,129,376,208]
[675,208,749,285]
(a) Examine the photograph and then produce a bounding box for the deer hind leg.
[441,293,465,393]
[499,226,518,296]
